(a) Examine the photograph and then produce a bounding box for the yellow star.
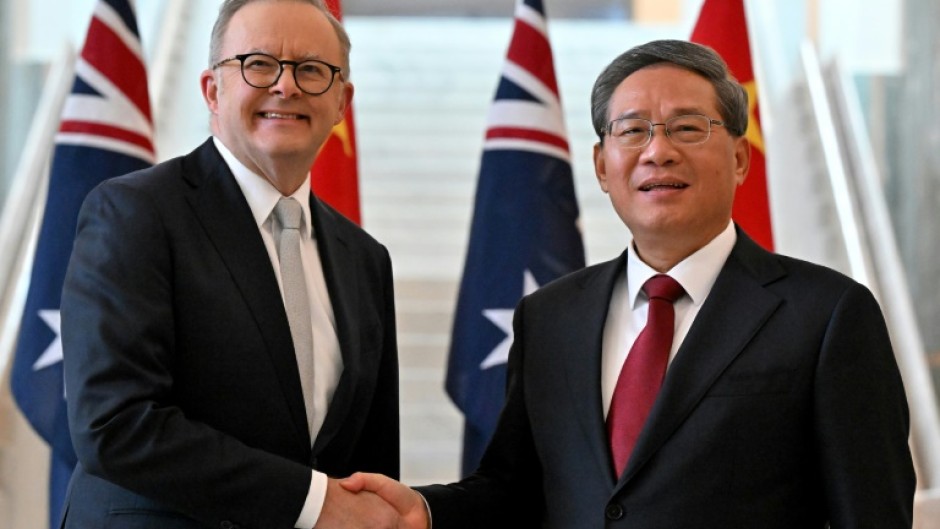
[743,81,765,155]
[321,119,354,157]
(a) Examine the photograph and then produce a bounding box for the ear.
[200,69,219,114]
[593,141,610,193]
[733,136,751,186]
[333,81,354,125]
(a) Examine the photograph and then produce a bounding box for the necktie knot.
[643,274,684,304]
[274,197,303,231]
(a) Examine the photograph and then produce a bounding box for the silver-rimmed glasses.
[212,53,343,96]
[605,114,727,148]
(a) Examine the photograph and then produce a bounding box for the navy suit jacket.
[61,139,399,528]
[420,229,915,529]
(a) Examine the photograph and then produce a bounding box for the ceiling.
[342,0,635,19]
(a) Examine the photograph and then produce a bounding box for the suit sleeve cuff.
[294,470,327,529]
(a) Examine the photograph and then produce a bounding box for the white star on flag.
[479,270,539,369]
[34,309,64,371]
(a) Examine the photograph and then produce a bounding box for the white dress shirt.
[601,222,737,418]
[214,138,341,529]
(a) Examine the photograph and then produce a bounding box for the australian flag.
[10,0,154,525]
[445,0,585,476]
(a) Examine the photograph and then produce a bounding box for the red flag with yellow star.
[691,0,773,250]
[311,0,361,225]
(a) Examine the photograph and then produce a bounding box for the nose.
[269,65,302,98]
[639,124,679,166]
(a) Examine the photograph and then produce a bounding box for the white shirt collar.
[213,137,314,237]
[626,221,737,309]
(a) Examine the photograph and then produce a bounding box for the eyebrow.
[244,49,328,62]
[610,107,712,121]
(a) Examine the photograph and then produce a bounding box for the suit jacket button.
[605,504,624,520]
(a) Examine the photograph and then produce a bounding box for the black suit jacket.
[61,139,399,528]
[420,229,914,529]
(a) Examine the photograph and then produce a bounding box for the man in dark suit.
[341,39,916,528]
[60,1,399,528]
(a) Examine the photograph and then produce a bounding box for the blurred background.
[1,0,939,526]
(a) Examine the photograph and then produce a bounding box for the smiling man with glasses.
[341,39,915,529]
[60,1,400,528]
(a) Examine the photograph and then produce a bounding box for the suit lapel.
[308,198,361,455]
[617,232,786,488]
[181,140,311,447]
[562,255,626,484]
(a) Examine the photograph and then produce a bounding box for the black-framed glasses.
[605,114,726,148]
[212,53,343,96]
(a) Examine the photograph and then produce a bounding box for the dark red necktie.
[607,274,685,477]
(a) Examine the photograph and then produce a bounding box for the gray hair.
[208,0,352,77]
[590,39,747,141]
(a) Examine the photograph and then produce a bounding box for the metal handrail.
[148,0,190,158]
[0,46,74,370]
[801,42,875,288]
[826,57,940,490]
[801,40,940,490]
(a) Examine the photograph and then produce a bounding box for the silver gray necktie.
[273,197,316,441]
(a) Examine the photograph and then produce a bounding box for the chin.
[257,140,315,157]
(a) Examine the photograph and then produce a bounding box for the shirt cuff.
[294,470,327,529]
[416,489,433,529]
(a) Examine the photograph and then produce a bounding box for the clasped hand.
[313,473,429,529]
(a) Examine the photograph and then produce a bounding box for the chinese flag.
[691,0,773,250]
[311,0,361,225]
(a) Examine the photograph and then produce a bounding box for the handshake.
[317,473,430,529]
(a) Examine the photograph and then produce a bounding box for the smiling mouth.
[259,112,306,120]
[640,182,688,191]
